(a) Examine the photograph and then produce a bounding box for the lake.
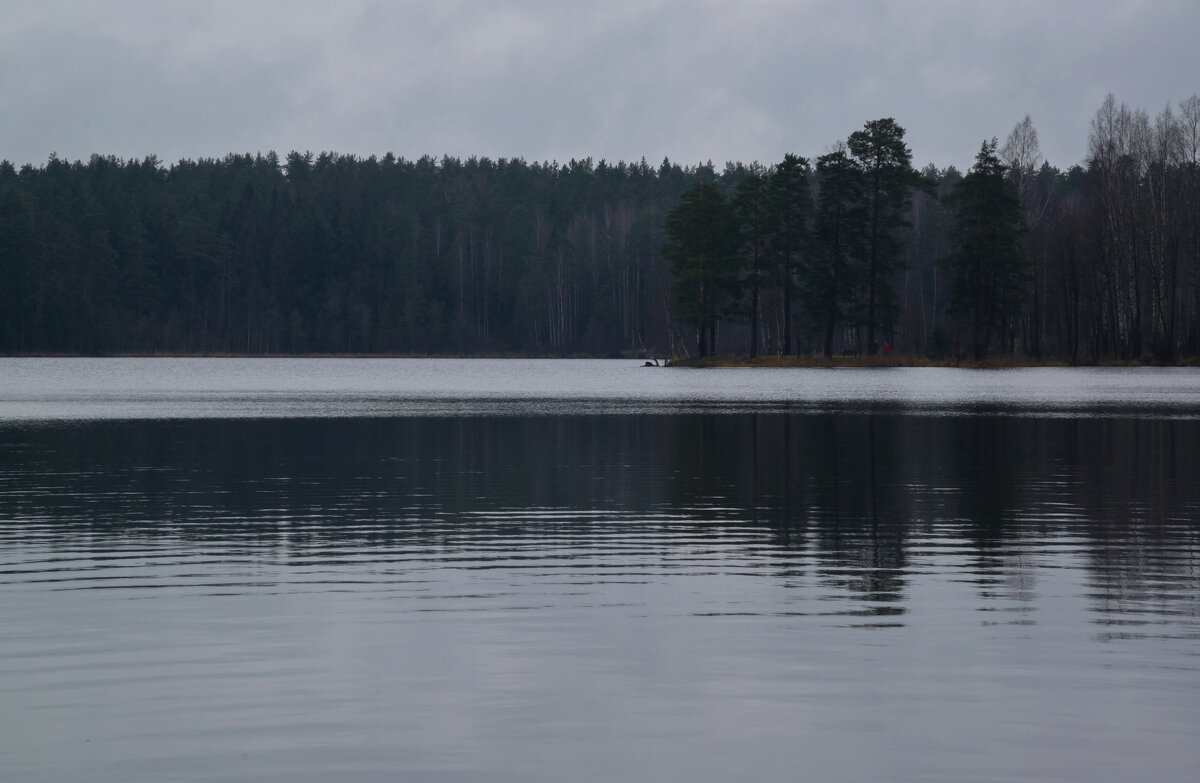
[2,359,1199,782]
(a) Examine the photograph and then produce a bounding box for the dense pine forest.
[2,93,1198,361]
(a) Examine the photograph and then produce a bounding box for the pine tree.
[732,171,769,358]
[847,118,922,354]
[664,182,739,357]
[766,154,811,355]
[808,148,866,359]
[945,139,1027,361]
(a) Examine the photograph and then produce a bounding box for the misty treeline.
[1,92,1198,360]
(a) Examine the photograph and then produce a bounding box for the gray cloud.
[3,0,1198,170]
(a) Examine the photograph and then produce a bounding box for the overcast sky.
[3,0,1197,172]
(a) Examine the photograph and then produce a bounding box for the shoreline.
[665,354,1200,368]
[2,352,1198,367]
[0,352,605,360]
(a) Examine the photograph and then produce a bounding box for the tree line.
[667,97,1200,362]
[0,152,703,355]
[1,92,1198,360]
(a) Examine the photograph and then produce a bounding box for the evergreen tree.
[663,182,739,357]
[847,118,922,353]
[945,139,1026,361]
[766,154,811,355]
[731,171,769,358]
[808,148,866,359]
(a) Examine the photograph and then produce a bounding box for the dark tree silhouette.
[847,118,923,354]
[945,139,1027,361]
[664,182,739,357]
[809,148,866,359]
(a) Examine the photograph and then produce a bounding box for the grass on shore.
[666,353,1198,368]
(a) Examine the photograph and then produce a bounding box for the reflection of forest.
[665,413,1200,618]
[2,414,1198,612]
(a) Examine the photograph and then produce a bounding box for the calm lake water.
[2,359,1199,782]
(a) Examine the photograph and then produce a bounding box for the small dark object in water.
[642,358,661,367]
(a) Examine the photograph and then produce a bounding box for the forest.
[1,92,1198,362]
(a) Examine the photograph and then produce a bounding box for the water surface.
[2,360,1199,782]
[4,357,1200,418]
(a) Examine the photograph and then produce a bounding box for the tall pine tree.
[664,182,739,357]
[766,154,811,355]
[808,148,866,359]
[945,139,1026,361]
[732,172,770,358]
[847,118,922,353]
